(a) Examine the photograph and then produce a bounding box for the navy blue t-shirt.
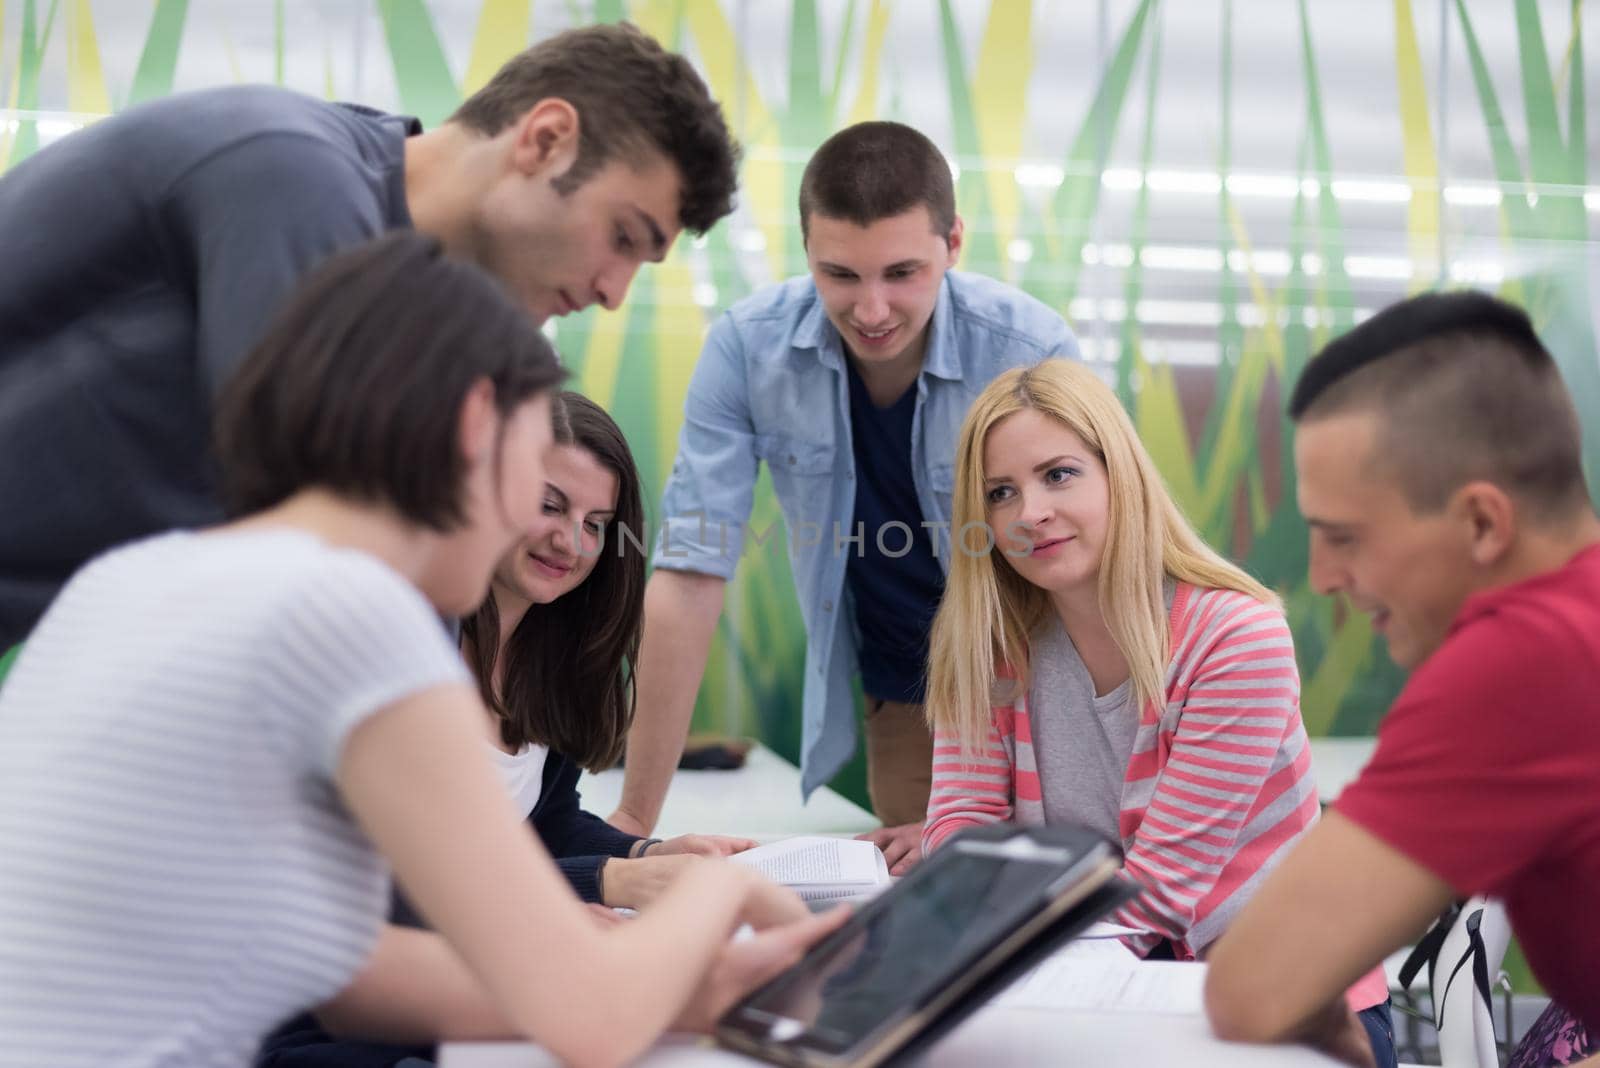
[844,361,946,704]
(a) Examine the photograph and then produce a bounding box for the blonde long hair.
[926,359,1277,756]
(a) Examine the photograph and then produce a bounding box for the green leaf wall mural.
[1,1,1594,815]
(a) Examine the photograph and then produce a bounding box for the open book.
[729,835,891,903]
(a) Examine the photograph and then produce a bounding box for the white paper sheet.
[993,959,1207,1014]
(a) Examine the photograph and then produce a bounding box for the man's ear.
[1453,480,1517,567]
[457,378,500,472]
[508,97,581,178]
[945,214,965,265]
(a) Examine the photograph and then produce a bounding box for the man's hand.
[1300,999,1377,1068]
[673,907,853,1033]
[649,834,757,858]
[607,807,651,837]
[855,822,923,876]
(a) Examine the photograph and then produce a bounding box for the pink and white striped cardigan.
[922,581,1389,1009]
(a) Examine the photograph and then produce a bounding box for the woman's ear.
[457,378,499,470]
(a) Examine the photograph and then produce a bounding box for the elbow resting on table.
[513,1010,650,1068]
[1203,957,1302,1045]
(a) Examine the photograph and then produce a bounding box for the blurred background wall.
[3,0,1595,809]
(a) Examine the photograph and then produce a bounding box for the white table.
[441,1001,1343,1067]
[1308,736,1378,804]
[578,742,878,841]
[442,748,1347,1067]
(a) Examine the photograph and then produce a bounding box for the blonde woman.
[921,360,1394,1066]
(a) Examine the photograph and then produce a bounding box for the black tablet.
[716,824,1137,1068]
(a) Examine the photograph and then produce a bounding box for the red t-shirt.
[1338,542,1600,1031]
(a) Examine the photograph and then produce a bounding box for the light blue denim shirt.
[653,270,1080,796]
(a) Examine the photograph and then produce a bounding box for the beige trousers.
[863,697,934,827]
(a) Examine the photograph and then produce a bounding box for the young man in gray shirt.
[0,23,738,646]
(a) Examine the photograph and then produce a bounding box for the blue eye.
[985,485,1014,505]
[542,499,562,515]
[1046,466,1080,485]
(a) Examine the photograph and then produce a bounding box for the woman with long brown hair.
[461,391,753,908]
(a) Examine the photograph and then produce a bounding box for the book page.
[729,835,888,887]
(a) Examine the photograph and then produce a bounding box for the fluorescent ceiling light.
[1145,169,1223,195]
[692,283,718,308]
[1007,239,1035,263]
[1068,297,1129,323]
[1227,249,1294,276]
[1014,164,1064,189]
[1140,245,1224,271]
[1138,299,1225,327]
[1100,168,1144,191]
[1080,243,1135,267]
[1329,179,1413,203]
[1448,259,1506,286]
[1344,255,1415,280]
[1444,184,1502,207]
[1225,173,1302,198]
[734,229,767,252]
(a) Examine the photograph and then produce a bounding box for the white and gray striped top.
[0,528,471,1067]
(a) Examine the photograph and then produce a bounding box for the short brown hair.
[215,232,566,529]
[1291,290,1588,521]
[798,121,956,241]
[450,22,739,235]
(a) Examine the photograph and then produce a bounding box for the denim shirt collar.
[791,275,963,383]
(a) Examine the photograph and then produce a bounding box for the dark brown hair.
[450,22,739,235]
[1291,290,1588,521]
[462,392,647,771]
[215,232,565,528]
[798,121,956,241]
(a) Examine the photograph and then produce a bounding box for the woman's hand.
[599,854,703,910]
[673,906,853,1033]
[603,853,806,930]
[646,834,757,858]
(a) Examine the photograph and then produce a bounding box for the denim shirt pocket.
[756,434,835,476]
[755,434,836,531]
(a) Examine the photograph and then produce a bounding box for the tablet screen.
[727,838,1098,1057]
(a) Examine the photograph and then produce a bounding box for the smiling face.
[428,390,556,616]
[492,442,620,609]
[474,148,683,325]
[980,408,1111,602]
[1295,411,1479,670]
[805,206,961,371]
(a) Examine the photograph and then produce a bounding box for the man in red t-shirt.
[1204,290,1600,1067]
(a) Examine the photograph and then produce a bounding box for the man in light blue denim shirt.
[610,122,1079,872]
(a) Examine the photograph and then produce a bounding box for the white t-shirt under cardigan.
[0,529,470,1068]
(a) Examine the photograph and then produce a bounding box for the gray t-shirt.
[1029,583,1176,843]
[0,86,418,645]
[1028,614,1138,843]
